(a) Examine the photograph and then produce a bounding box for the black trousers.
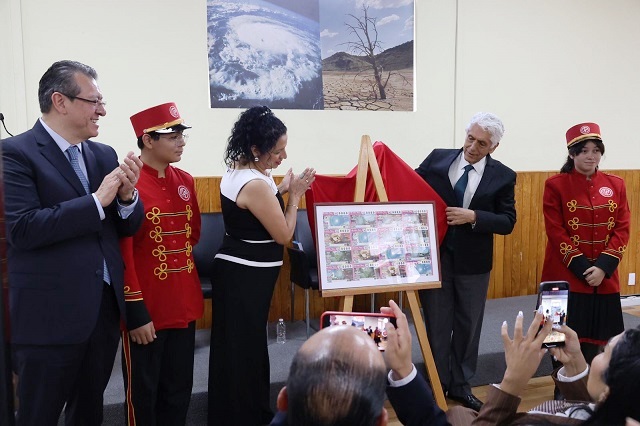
[419,248,491,396]
[12,282,120,426]
[208,259,279,426]
[121,321,196,426]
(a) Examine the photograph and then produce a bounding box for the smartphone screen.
[537,282,569,347]
[320,312,397,351]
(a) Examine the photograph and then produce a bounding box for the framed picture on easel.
[314,201,441,296]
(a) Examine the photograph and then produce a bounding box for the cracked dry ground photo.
[322,68,414,111]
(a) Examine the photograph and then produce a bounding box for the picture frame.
[314,201,441,296]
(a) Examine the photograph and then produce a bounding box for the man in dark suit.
[415,112,516,411]
[270,300,449,426]
[2,60,144,425]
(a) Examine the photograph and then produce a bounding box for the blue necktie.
[453,164,474,207]
[67,145,90,194]
[67,145,111,284]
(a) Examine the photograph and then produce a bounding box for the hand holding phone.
[380,300,413,380]
[320,311,397,351]
[536,281,569,348]
[547,324,587,375]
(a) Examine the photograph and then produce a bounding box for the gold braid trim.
[152,242,192,262]
[123,286,144,301]
[566,199,618,213]
[153,259,195,280]
[146,205,193,225]
[567,217,615,231]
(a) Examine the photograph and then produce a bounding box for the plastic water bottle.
[276,318,286,344]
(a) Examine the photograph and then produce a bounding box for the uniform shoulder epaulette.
[600,171,624,182]
[546,173,565,183]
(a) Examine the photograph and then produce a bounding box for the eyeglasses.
[159,133,189,143]
[60,93,107,108]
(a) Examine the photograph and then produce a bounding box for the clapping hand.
[278,167,316,196]
[290,167,316,197]
[95,168,125,207]
[117,151,142,202]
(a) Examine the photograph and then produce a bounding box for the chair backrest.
[192,212,225,278]
[293,209,317,269]
[287,246,312,288]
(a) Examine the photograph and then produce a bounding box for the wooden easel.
[328,135,448,410]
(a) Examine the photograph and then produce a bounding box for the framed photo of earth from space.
[206,0,415,111]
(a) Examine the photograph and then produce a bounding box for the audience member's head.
[277,325,388,426]
[584,326,640,425]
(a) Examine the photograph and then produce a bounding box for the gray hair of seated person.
[465,112,505,147]
[286,343,387,426]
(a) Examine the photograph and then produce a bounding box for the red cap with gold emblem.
[130,102,191,138]
[565,122,602,148]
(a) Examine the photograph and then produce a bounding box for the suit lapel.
[34,122,87,196]
[81,142,101,192]
[469,155,496,208]
[439,149,462,205]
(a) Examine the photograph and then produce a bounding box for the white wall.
[1,0,638,176]
[455,0,640,172]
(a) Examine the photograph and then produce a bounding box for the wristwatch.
[119,188,138,206]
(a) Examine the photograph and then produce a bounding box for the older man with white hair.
[415,112,517,411]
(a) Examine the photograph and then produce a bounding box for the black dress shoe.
[447,393,484,411]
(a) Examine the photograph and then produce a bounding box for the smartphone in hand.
[536,281,570,348]
[320,311,397,351]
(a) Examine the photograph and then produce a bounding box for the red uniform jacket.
[121,163,204,330]
[541,170,630,294]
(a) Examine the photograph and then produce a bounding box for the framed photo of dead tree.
[315,201,440,296]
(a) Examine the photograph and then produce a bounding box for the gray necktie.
[67,145,111,284]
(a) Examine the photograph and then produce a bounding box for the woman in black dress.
[208,106,315,425]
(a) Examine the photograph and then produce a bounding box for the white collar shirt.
[448,152,487,209]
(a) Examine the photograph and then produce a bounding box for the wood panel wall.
[194,170,640,329]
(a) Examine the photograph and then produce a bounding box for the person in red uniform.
[541,122,630,365]
[120,102,204,425]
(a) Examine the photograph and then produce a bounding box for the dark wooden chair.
[287,209,319,338]
[192,212,225,299]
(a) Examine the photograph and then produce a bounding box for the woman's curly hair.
[224,106,287,167]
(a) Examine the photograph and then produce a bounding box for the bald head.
[285,326,388,426]
[300,324,386,368]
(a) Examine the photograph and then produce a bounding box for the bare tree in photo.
[343,5,390,100]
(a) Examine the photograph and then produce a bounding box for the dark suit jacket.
[2,120,144,345]
[387,372,450,426]
[416,149,516,275]
[447,371,591,425]
[269,373,450,426]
